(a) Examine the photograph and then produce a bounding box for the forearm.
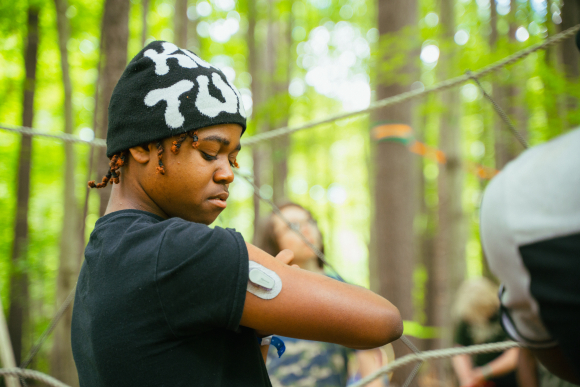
[451,353,473,386]
[481,348,519,378]
[517,348,539,387]
[357,349,385,387]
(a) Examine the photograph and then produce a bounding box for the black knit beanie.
[106,41,247,157]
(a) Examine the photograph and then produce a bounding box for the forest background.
[0,0,579,385]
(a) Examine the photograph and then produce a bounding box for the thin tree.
[560,0,580,126]
[432,0,465,383]
[141,0,149,47]
[371,0,418,384]
[272,2,292,203]
[95,0,131,216]
[174,0,188,48]
[52,0,80,383]
[8,5,39,367]
[248,0,265,240]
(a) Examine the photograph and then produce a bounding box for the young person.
[71,41,403,387]
[256,203,389,387]
[451,278,518,387]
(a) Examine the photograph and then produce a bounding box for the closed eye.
[200,151,218,161]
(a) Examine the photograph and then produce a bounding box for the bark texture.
[9,6,39,366]
[560,0,580,127]
[52,0,80,383]
[95,0,130,216]
[141,0,149,47]
[174,0,188,48]
[371,0,417,384]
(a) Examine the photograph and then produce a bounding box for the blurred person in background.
[256,202,389,387]
[451,278,519,387]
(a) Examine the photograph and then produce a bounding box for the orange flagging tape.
[409,140,498,180]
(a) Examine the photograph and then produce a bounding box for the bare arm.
[480,348,519,377]
[451,353,474,386]
[239,243,403,349]
[357,349,386,387]
[517,348,539,387]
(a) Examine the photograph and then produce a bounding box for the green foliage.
[0,0,578,369]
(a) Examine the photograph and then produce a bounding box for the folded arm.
[240,243,403,349]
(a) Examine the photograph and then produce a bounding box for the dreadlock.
[88,151,127,189]
[156,141,166,174]
[88,131,239,188]
[171,132,188,154]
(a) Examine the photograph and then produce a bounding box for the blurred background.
[1,0,579,385]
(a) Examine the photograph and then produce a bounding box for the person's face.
[272,206,322,264]
[135,124,242,225]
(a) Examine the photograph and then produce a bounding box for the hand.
[255,249,297,339]
[275,249,298,268]
[461,368,486,387]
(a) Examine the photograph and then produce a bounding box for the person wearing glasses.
[256,202,390,387]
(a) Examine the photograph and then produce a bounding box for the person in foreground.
[71,40,403,387]
[480,128,580,384]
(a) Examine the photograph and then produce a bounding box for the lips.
[208,191,229,209]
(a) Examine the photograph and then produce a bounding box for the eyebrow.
[200,135,241,151]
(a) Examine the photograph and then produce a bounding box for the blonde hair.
[453,277,500,326]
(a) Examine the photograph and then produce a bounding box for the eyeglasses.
[285,218,317,233]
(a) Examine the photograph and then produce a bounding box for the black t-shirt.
[72,209,271,387]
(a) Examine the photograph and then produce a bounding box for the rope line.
[0,24,578,148]
[467,71,529,149]
[350,341,519,387]
[20,285,76,369]
[0,124,106,147]
[240,23,580,146]
[0,368,71,387]
[399,335,423,387]
[0,341,518,387]
[235,171,346,282]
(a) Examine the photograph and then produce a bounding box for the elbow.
[358,306,403,349]
[380,306,404,345]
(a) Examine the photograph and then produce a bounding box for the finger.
[275,249,294,265]
[291,264,300,268]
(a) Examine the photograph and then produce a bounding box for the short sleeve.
[155,220,249,336]
[454,320,472,347]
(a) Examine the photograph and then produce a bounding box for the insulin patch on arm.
[247,261,282,299]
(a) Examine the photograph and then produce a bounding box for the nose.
[214,160,235,185]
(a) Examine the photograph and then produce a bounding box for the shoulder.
[159,218,244,251]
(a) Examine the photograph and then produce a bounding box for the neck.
[296,258,323,273]
[105,180,167,219]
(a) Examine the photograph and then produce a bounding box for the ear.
[129,144,152,164]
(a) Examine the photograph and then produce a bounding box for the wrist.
[479,364,494,380]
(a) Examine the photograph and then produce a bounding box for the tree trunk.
[560,0,580,127]
[8,6,39,367]
[174,0,188,48]
[52,0,80,383]
[141,0,149,47]
[272,5,292,203]
[371,0,417,385]
[95,0,130,216]
[248,0,263,240]
[434,0,465,343]
[431,2,465,385]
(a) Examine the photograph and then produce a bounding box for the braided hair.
[88,131,237,189]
